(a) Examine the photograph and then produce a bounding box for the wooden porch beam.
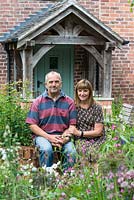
[82,45,104,69]
[36,35,105,45]
[31,45,55,69]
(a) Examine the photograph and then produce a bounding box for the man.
[26,71,77,170]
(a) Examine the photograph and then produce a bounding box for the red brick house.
[0,0,133,111]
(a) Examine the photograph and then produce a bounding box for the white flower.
[42,165,47,171]
[69,197,78,200]
[31,167,38,172]
[29,179,33,183]
[0,148,7,160]
[46,166,54,174]
[3,125,11,137]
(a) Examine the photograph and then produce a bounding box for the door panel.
[34,45,74,98]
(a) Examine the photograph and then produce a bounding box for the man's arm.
[30,124,64,147]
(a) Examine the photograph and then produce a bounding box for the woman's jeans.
[35,136,77,170]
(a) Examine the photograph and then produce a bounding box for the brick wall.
[0,0,49,85]
[0,0,134,104]
[79,0,134,104]
[102,0,134,104]
[74,45,89,86]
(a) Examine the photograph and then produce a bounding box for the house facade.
[0,0,133,110]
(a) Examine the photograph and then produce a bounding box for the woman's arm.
[69,123,104,138]
[81,123,103,138]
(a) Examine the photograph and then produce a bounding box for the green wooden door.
[34,45,74,98]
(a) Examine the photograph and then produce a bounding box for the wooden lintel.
[36,35,105,45]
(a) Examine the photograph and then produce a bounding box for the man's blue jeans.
[35,136,77,170]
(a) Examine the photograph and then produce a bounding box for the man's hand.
[47,134,64,147]
[61,133,71,144]
[61,127,74,144]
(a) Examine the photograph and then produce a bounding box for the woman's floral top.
[76,103,106,147]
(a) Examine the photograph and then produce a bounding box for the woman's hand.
[68,126,80,136]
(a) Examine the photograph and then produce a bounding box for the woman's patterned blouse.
[76,103,106,144]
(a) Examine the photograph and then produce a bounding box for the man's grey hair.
[45,71,62,83]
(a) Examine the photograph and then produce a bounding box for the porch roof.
[0,0,128,48]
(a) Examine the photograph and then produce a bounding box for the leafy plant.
[0,81,32,146]
[0,99,134,199]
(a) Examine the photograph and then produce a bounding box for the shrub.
[0,81,32,147]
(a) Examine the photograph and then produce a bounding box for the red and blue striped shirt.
[26,90,76,134]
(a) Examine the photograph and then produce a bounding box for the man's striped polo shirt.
[26,90,76,134]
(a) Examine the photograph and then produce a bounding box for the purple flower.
[117,176,124,184]
[120,181,128,188]
[126,170,134,179]
[108,171,115,179]
[61,192,66,197]
[107,193,114,199]
[106,183,114,191]
[130,182,134,188]
[90,139,95,144]
[80,174,84,179]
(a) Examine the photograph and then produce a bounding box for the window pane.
[49,57,58,69]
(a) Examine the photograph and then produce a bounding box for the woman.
[69,79,106,160]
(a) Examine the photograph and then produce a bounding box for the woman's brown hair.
[75,79,94,107]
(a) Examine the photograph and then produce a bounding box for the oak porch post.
[102,42,114,98]
[20,48,33,98]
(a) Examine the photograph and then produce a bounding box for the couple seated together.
[26,71,105,171]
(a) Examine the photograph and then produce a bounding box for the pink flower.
[58,184,63,189]
[86,189,91,194]
[61,192,66,197]
[113,136,119,141]
[111,124,116,130]
[120,189,124,193]
[114,143,121,148]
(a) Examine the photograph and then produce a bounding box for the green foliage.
[0,100,134,199]
[128,0,134,12]
[0,81,32,146]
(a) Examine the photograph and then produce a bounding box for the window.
[49,56,58,69]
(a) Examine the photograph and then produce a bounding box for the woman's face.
[77,88,90,102]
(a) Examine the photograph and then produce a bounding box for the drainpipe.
[3,39,18,83]
[4,43,11,83]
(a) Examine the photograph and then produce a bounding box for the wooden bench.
[119,103,134,126]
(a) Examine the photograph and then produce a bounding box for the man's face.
[45,74,62,96]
